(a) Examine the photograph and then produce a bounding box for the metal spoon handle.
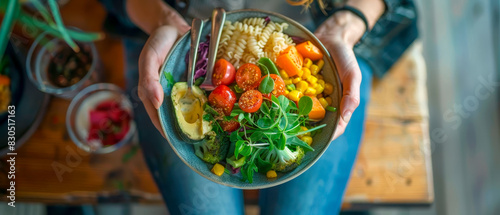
[200,8,226,90]
[187,18,204,89]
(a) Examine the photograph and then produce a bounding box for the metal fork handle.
[187,18,204,89]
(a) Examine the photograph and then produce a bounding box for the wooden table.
[0,0,433,209]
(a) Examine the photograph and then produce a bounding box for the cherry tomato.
[212,59,236,86]
[235,63,261,91]
[239,90,263,113]
[208,85,236,116]
[219,117,241,132]
[260,74,286,99]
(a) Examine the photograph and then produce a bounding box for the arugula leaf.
[234,140,245,159]
[278,133,287,150]
[257,118,272,128]
[258,74,275,94]
[249,131,264,142]
[260,102,270,115]
[287,136,314,152]
[278,95,289,112]
[240,145,253,157]
[298,96,313,116]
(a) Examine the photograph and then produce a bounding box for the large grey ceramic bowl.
[158,9,342,189]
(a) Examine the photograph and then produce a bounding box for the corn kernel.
[299,126,311,137]
[292,77,302,84]
[296,68,304,77]
[324,83,333,95]
[285,90,290,95]
[319,98,328,108]
[288,90,302,102]
[284,79,293,85]
[317,74,324,80]
[301,136,313,145]
[305,87,317,96]
[309,82,318,88]
[315,84,324,94]
[306,76,318,85]
[280,70,289,79]
[266,170,277,178]
[316,59,325,71]
[303,58,313,68]
[317,79,325,87]
[302,67,311,79]
[296,81,309,93]
[310,64,320,75]
[211,163,225,176]
[325,96,333,106]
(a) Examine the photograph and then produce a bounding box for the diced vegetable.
[325,96,333,106]
[276,46,303,77]
[307,96,326,120]
[300,136,313,145]
[316,59,325,71]
[266,170,277,178]
[211,163,225,176]
[296,81,308,93]
[292,77,301,84]
[310,64,319,75]
[279,70,289,79]
[324,83,333,95]
[296,41,323,61]
[318,98,328,108]
[288,90,302,102]
[304,87,316,96]
[0,75,10,85]
[301,67,311,80]
[303,58,313,68]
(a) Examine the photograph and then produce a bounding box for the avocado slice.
[171,82,212,140]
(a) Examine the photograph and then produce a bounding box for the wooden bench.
[0,0,433,209]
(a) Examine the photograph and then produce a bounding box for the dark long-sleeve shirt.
[99,0,418,78]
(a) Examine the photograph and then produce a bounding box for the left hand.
[314,11,366,140]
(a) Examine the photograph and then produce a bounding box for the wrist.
[322,11,366,47]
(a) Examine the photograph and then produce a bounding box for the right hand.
[138,24,190,137]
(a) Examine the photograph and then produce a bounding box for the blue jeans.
[124,38,373,215]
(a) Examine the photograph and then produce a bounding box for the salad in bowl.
[159,9,341,188]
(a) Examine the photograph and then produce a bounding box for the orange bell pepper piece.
[296,41,324,61]
[276,46,303,77]
[308,96,326,120]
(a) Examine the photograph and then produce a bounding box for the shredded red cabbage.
[185,35,211,80]
[264,16,271,25]
[291,36,306,44]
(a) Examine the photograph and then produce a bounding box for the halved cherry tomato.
[235,63,261,91]
[212,59,236,86]
[239,90,263,113]
[219,117,241,132]
[208,85,236,116]
[260,74,286,99]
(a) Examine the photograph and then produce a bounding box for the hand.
[138,25,189,137]
[314,11,366,139]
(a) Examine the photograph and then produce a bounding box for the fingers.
[316,36,362,139]
[138,26,179,136]
[141,95,167,139]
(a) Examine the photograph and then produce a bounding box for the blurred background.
[0,0,499,214]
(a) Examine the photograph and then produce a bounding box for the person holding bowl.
[98,0,418,214]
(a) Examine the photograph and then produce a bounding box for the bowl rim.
[158,9,342,189]
[66,83,137,154]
